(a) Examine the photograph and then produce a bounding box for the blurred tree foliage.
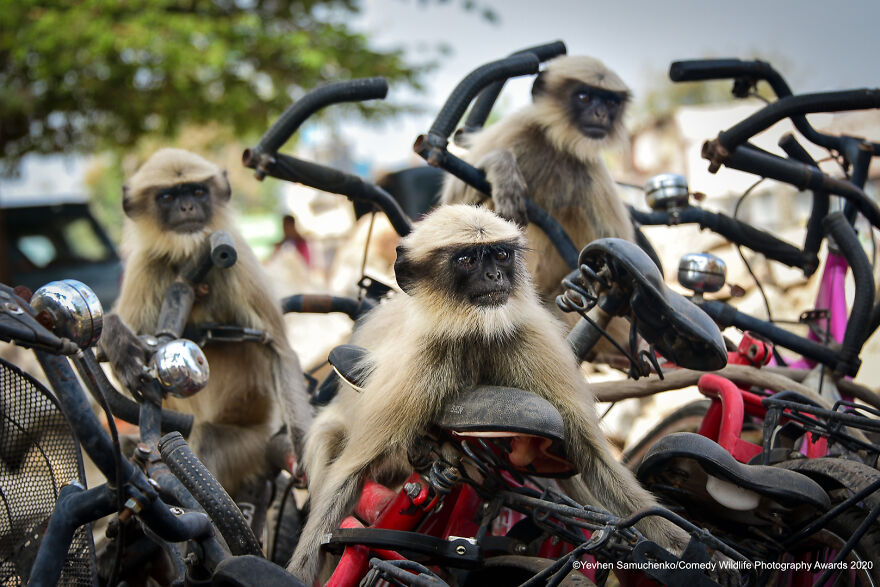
[0,0,435,161]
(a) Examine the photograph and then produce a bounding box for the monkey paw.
[478,149,529,226]
[100,313,149,393]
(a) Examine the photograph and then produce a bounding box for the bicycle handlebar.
[428,53,540,140]
[253,77,388,157]
[629,205,818,275]
[281,294,375,321]
[698,212,872,376]
[708,144,880,229]
[669,58,792,95]
[462,41,566,134]
[156,230,238,340]
[714,89,880,152]
[671,58,880,156]
[244,150,413,237]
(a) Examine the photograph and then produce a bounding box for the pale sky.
[340,0,880,169]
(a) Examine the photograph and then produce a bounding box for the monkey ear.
[216,170,232,202]
[531,71,548,100]
[393,245,417,294]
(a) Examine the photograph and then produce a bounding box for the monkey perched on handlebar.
[288,205,689,584]
[101,148,311,496]
[443,55,635,310]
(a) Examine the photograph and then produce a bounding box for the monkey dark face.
[450,244,516,307]
[155,182,213,233]
[567,84,625,140]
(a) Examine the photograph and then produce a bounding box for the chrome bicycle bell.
[30,279,104,349]
[645,173,690,212]
[678,253,727,296]
[150,339,210,398]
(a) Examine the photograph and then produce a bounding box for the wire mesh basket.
[0,357,96,586]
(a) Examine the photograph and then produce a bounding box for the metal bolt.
[404,482,422,499]
[124,497,143,514]
[515,544,526,553]
[135,443,152,461]
[455,545,467,556]
[170,507,184,515]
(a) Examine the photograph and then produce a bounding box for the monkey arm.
[478,149,529,226]
[289,344,453,584]
[99,313,149,394]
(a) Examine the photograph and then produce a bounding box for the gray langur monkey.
[287,205,689,584]
[100,148,311,496]
[443,55,635,312]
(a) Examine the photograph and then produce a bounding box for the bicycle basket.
[0,357,96,586]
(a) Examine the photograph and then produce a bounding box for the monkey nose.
[486,269,502,281]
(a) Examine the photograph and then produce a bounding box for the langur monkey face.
[450,244,516,307]
[567,83,625,140]
[155,182,213,233]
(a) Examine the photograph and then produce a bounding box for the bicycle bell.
[30,279,104,349]
[678,253,726,297]
[645,173,690,212]
[150,339,210,398]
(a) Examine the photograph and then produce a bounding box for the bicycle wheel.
[767,458,880,586]
[621,399,711,469]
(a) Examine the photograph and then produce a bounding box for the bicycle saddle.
[579,238,727,371]
[637,432,830,511]
[212,555,306,586]
[328,343,371,391]
[435,385,575,477]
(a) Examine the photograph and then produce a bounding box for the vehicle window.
[16,235,56,268]
[62,217,111,262]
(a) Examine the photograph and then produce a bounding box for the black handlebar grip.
[267,153,412,237]
[281,294,374,321]
[256,78,389,154]
[429,53,540,140]
[823,213,873,375]
[515,40,567,61]
[701,211,808,270]
[670,59,766,82]
[209,231,237,269]
[462,41,567,134]
[721,146,880,229]
[159,432,264,557]
[718,89,880,150]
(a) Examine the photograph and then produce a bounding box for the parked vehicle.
[0,193,121,308]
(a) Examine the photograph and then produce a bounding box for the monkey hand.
[100,313,150,394]
[478,149,529,226]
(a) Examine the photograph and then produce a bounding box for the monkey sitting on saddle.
[288,205,693,584]
[443,56,636,347]
[100,148,311,497]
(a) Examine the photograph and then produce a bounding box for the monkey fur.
[101,148,311,496]
[287,205,688,584]
[443,55,635,311]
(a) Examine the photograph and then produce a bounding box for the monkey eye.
[455,254,475,267]
[157,192,174,204]
[194,187,207,197]
[493,249,510,262]
[576,91,594,104]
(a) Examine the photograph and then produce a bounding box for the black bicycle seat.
[637,432,830,510]
[328,344,371,390]
[579,238,727,371]
[212,555,306,586]
[435,386,575,476]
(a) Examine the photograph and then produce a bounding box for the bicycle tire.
[767,458,880,586]
[269,478,302,565]
[621,400,711,469]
